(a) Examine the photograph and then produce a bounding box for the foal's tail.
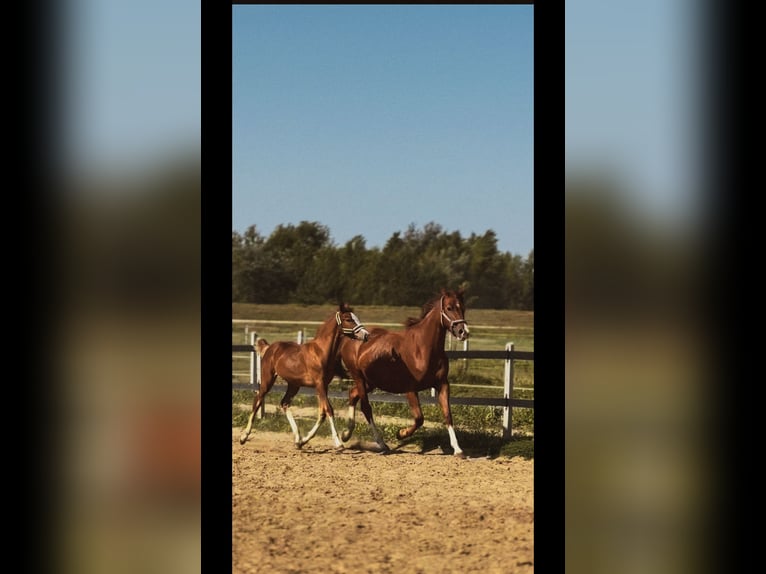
[255,337,270,357]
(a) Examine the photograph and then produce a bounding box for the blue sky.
[566,0,700,226]
[232,5,534,257]
[62,1,699,249]
[64,0,201,176]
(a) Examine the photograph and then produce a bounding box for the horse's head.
[440,288,470,341]
[336,303,370,342]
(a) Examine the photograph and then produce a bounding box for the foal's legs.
[280,384,304,448]
[436,382,464,458]
[300,383,342,449]
[239,370,278,444]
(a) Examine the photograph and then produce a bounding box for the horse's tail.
[255,337,270,357]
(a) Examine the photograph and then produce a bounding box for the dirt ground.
[232,429,534,573]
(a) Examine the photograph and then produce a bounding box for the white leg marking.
[240,412,255,442]
[447,425,463,455]
[284,408,302,444]
[302,411,324,444]
[328,416,343,448]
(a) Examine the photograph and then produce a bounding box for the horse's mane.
[404,295,441,328]
[405,290,465,328]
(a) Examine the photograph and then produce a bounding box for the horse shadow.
[301,433,511,459]
[337,436,489,458]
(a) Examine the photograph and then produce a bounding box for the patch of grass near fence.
[233,411,533,459]
[233,390,533,458]
[234,388,534,435]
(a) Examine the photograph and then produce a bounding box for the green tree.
[232,221,532,309]
[262,221,333,302]
[338,236,378,304]
[466,230,508,308]
[295,247,342,304]
[521,249,534,310]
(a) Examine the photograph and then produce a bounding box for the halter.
[439,296,467,335]
[336,311,367,337]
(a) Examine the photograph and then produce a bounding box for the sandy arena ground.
[232,429,534,573]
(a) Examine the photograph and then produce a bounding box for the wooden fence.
[232,332,533,440]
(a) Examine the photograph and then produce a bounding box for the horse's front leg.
[299,407,326,448]
[341,383,361,442]
[240,368,277,444]
[345,378,389,452]
[359,394,389,453]
[436,382,464,458]
[397,392,424,440]
[301,382,342,449]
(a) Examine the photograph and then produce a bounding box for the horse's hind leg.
[300,406,327,448]
[239,369,277,444]
[280,384,304,448]
[397,392,424,440]
[301,384,341,449]
[325,410,343,450]
[301,407,343,448]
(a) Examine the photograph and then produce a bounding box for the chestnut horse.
[336,289,470,457]
[239,303,370,449]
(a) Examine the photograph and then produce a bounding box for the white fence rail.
[232,331,533,440]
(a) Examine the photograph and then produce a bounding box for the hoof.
[295,441,304,450]
[239,435,247,445]
[396,429,409,440]
[453,451,466,459]
[341,429,352,442]
[377,443,391,455]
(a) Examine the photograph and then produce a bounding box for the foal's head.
[336,303,370,342]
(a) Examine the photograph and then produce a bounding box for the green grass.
[234,405,533,460]
[233,386,534,459]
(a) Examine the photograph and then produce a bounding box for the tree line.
[232,221,533,309]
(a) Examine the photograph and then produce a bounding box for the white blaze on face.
[349,312,369,339]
